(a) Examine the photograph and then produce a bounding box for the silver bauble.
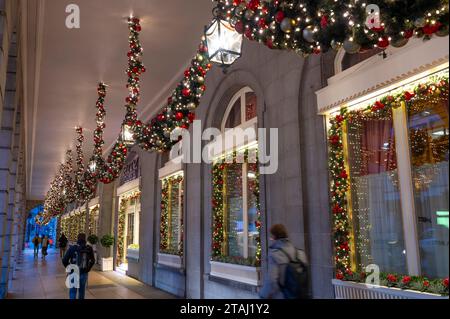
[302,26,315,43]
[330,39,342,50]
[280,17,292,33]
[196,54,204,62]
[245,9,254,20]
[414,18,426,28]
[343,39,361,54]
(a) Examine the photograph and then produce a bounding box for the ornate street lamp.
[205,7,243,71]
[88,158,97,173]
[120,123,135,146]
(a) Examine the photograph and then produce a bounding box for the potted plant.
[100,234,114,272]
[87,234,99,264]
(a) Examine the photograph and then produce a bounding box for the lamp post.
[205,6,243,72]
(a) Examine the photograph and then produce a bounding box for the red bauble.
[266,38,274,49]
[275,11,285,23]
[258,18,267,29]
[247,0,260,11]
[175,112,184,121]
[235,21,244,34]
[244,28,253,39]
[188,113,195,123]
[377,37,390,48]
[404,29,414,39]
[184,69,191,78]
[182,88,191,97]
[321,15,328,29]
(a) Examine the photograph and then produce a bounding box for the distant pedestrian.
[259,224,310,299]
[32,235,40,258]
[62,233,95,300]
[58,233,69,258]
[41,235,49,260]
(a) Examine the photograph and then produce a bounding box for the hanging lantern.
[121,123,135,146]
[204,7,243,70]
[88,158,97,173]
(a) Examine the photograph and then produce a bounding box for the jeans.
[33,245,39,257]
[69,272,88,300]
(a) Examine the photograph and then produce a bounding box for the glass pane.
[169,180,181,251]
[225,163,244,257]
[407,95,449,279]
[347,112,407,273]
[225,98,241,129]
[245,92,257,121]
[127,213,134,246]
[247,163,259,259]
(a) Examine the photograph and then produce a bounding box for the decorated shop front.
[115,151,141,279]
[207,87,262,287]
[155,152,185,296]
[317,37,449,298]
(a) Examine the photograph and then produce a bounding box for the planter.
[126,248,140,262]
[101,257,114,272]
[157,253,182,269]
[210,261,261,286]
[332,279,449,299]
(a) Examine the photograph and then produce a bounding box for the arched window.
[211,87,261,270]
[222,87,257,132]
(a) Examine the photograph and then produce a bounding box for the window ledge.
[126,248,140,261]
[332,279,449,299]
[157,253,183,269]
[210,261,261,286]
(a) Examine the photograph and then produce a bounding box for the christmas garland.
[159,174,184,256]
[217,0,449,55]
[212,148,262,267]
[328,73,449,294]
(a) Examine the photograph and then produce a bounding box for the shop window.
[407,92,449,279]
[160,173,184,256]
[117,191,141,266]
[211,87,261,267]
[346,111,407,274]
[328,70,449,284]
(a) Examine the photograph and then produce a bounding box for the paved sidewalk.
[7,248,175,299]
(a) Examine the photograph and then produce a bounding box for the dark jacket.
[58,235,68,248]
[62,240,95,274]
[259,239,308,299]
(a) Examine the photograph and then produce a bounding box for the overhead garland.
[216,0,449,55]
[328,73,449,292]
[42,0,448,223]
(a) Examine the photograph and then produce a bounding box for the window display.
[328,72,449,295]
[160,173,184,256]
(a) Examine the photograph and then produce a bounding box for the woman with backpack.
[259,224,309,299]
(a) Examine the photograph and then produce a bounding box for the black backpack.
[277,248,310,299]
[72,245,92,273]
